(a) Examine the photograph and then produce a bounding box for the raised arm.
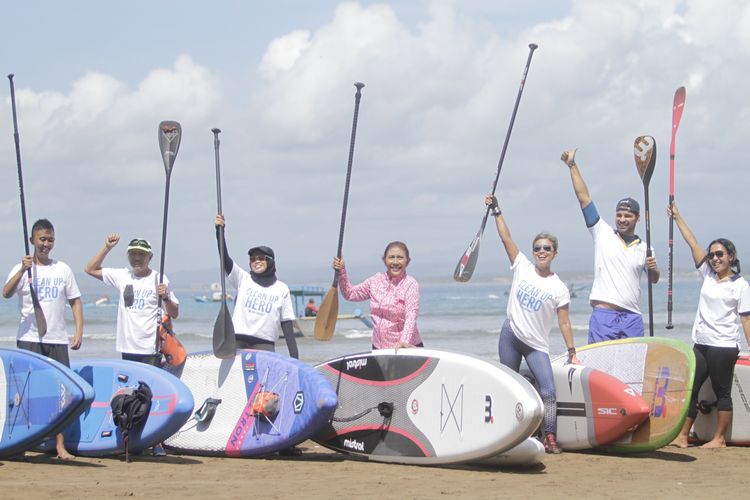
[485,194,519,265]
[3,255,32,298]
[667,202,704,267]
[332,257,372,302]
[561,149,592,209]
[85,233,120,281]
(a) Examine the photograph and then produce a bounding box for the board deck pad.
[43,359,195,456]
[552,337,695,452]
[313,348,544,465]
[0,348,94,458]
[164,350,337,456]
[693,355,750,445]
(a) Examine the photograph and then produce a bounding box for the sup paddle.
[155,120,181,353]
[634,135,657,337]
[7,74,47,336]
[211,128,236,359]
[314,82,365,341]
[453,43,538,282]
[666,87,686,330]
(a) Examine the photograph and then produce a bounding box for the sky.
[1,0,748,289]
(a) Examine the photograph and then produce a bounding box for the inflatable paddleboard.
[0,348,94,458]
[553,337,695,452]
[473,437,545,467]
[313,349,544,465]
[693,355,750,445]
[41,359,194,456]
[552,364,651,450]
[164,350,337,456]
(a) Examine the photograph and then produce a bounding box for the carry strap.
[193,398,222,424]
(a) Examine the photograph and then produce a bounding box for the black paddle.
[666,87,686,330]
[7,74,47,336]
[314,82,365,341]
[211,128,236,359]
[453,43,538,282]
[634,135,657,337]
[155,120,181,352]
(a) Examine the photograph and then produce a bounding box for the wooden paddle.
[634,135,657,337]
[155,120,181,353]
[666,87,686,330]
[314,82,365,341]
[211,128,236,358]
[7,74,47,336]
[453,43,538,282]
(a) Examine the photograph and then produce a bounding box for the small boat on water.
[94,295,110,306]
[289,285,372,337]
[194,283,234,303]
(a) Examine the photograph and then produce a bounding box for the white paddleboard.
[473,437,545,467]
[313,348,543,465]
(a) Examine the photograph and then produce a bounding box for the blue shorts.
[588,307,644,344]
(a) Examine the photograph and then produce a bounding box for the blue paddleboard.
[45,359,194,456]
[164,350,337,456]
[0,348,94,458]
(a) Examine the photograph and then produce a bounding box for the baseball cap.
[615,197,640,215]
[127,238,153,254]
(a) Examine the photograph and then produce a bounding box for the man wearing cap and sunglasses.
[85,234,179,366]
[561,149,660,344]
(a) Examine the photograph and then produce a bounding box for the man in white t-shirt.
[3,218,83,460]
[561,149,660,343]
[84,235,179,366]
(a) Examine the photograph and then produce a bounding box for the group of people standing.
[4,149,749,459]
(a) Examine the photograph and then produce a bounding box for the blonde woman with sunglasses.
[485,194,578,454]
[668,202,750,448]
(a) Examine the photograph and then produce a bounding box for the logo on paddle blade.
[160,123,180,142]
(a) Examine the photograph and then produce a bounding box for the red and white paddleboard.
[693,355,750,445]
[553,364,651,450]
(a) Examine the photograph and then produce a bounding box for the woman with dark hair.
[668,202,750,448]
[485,194,578,454]
[332,241,422,349]
[214,214,298,359]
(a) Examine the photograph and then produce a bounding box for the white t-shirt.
[6,260,81,345]
[102,268,179,355]
[506,253,570,353]
[227,266,295,342]
[589,219,653,313]
[692,262,750,348]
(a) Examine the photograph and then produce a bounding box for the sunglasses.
[249,255,268,263]
[533,245,553,253]
[128,238,149,246]
[707,251,726,260]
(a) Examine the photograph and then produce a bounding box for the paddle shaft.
[644,185,654,337]
[212,128,228,300]
[7,73,47,336]
[332,82,365,287]
[667,87,686,329]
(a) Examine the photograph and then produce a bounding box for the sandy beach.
[2,440,747,499]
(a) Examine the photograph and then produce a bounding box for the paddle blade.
[158,121,182,175]
[633,135,656,187]
[314,287,339,341]
[30,288,47,337]
[672,87,686,135]
[453,233,482,282]
[212,301,236,359]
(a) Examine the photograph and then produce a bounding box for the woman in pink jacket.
[332,241,422,349]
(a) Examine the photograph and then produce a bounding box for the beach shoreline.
[2,440,746,499]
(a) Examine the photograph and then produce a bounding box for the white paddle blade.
[633,135,656,186]
[158,121,182,173]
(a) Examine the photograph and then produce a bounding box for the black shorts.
[122,352,163,367]
[17,340,70,368]
[236,334,275,352]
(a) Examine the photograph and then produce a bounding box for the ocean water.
[0,276,707,366]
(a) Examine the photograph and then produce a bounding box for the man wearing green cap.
[561,149,659,343]
[85,233,179,365]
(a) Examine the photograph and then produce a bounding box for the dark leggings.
[498,320,557,435]
[687,343,739,419]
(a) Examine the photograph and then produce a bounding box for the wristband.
[567,347,576,355]
[492,206,502,217]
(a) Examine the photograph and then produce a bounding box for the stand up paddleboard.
[552,364,651,450]
[0,348,94,458]
[553,337,695,452]
[313,348,544,465]
[473,437,545,467]
[41,359,194,456]
[164,350,337,456]
[693,355,750,445]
